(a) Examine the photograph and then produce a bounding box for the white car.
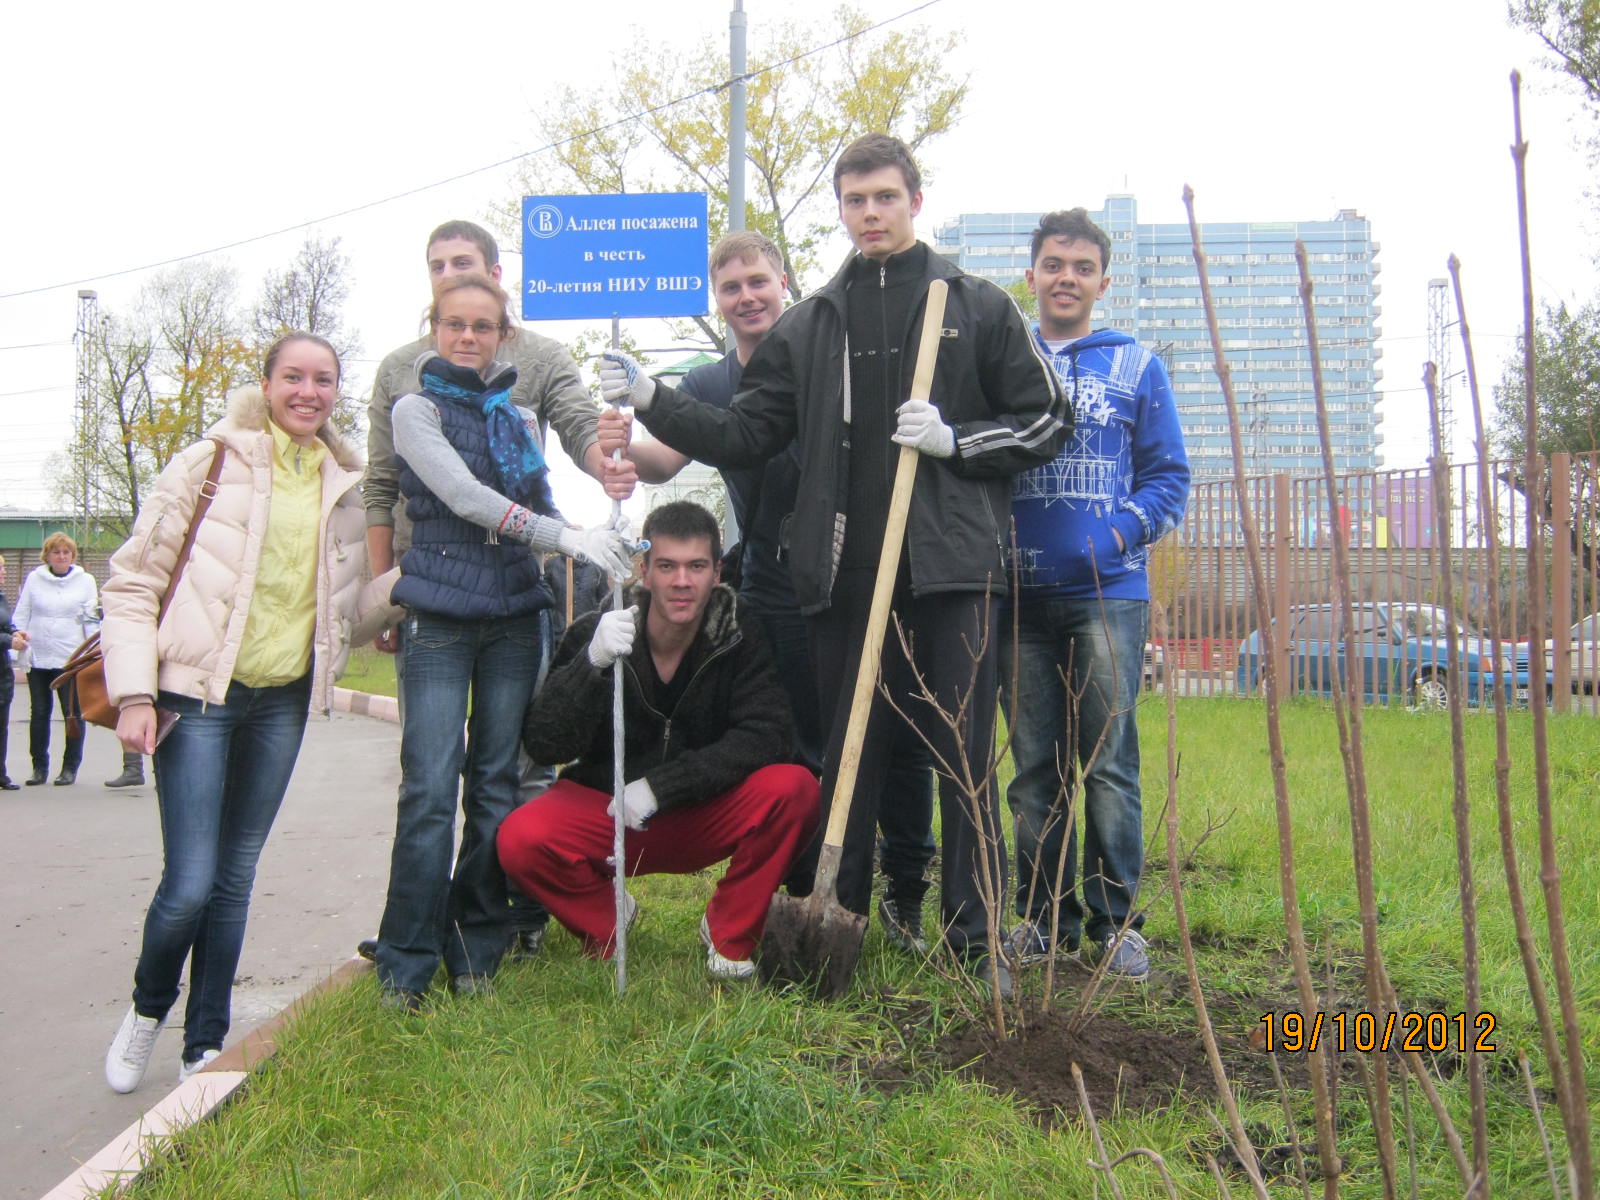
[1546,614,1600,693]
[1143,641,1164,686]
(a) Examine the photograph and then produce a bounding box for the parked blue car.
[1235,602,1538,708]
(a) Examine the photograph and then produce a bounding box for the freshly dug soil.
[941,1004,1220,1125]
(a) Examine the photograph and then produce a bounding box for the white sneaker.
[106,1006,166,1094]
[178,1048,222,1084]
[699,914,755,981]
[617,890,639,936]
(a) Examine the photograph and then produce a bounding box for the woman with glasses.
[371,273,631,1012]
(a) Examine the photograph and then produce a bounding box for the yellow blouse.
[233,422,326,688]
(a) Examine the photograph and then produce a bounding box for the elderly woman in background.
[12,532,99,786]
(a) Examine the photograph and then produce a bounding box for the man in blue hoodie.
[1006,209,1190,980]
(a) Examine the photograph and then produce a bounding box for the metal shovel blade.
[756,885,867,1000]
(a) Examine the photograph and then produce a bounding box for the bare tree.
[252,234,361,363]
[497,5,968,348]
[251,233,364,434]
[53,314,161,538]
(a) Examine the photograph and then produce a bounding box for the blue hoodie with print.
[1010,327,1191,602]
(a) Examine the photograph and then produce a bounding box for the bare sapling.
[1159,552,1269,1200]
[1010,635,1085,1013]
[1511,70,1594,1200]
[1070,1062,1187,1200]
[1185,184,1338,1196]
[1519,1049,1564,1200]
[1421,358,1490,1186]
[881,603,1011,1037]
[1268,1046,1314,1200]
[1451,255,1575,1198]
[1294,240,1401,1197]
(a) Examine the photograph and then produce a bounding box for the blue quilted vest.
[393,362,553,621]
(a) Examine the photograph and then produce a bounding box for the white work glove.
[587,605,639,669]
[559,523,635,582]
[598,351,655,411]
[892,397,956,459]
[608,778,658,831]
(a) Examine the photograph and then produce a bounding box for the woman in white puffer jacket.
[98,332,399,1095]
[12,531,100,786]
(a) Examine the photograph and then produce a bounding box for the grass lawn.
[117,697,1598,1199]
[338,647,398,698]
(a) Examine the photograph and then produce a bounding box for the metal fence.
[1152,450,1600,715]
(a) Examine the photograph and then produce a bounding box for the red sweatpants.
[496,764,819,961]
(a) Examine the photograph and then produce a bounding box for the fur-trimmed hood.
[620,581,742,653]
[209,386,363,471]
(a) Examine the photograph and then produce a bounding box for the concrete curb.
[331,685,398,724]
[40,959,374,1199]
[37,687,393,1199]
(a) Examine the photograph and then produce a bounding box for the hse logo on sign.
[520,192,710,320]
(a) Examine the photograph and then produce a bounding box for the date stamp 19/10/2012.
[1255,1010,1498,1054]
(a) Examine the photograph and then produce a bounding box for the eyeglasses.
[436,318,503,336]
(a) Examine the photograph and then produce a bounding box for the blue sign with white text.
[521,192,710,321]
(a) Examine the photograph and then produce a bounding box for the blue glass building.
[932,196,1383,477]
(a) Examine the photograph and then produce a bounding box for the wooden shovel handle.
[819,278,949,854]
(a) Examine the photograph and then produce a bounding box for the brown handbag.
[53,440,228,737]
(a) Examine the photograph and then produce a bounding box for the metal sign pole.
[609,312,630,996]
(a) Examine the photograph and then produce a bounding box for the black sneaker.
[877,895,929,956]
[449,973,495,997]
[965,952,1014,1000]
[356,938,378,961]
[378,987,425,1016]
[505,926,547,961]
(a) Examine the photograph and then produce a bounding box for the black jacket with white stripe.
[639,243,1071,613]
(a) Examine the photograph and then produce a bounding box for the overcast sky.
[2,0,1593,527]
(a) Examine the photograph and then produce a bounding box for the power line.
[0,0,945,303]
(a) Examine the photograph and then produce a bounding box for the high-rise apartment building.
[933,196,1383,477]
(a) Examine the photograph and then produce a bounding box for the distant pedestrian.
[13,532,98,786]
[99,333,394,1093]
[0,554,22,790]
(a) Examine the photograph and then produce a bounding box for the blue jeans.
[1001,596,1148,945]
[376,610,542,993]
[132,674,311,1060]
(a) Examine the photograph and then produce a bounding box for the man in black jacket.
[496,502,819,981]
[599,135,1071,994]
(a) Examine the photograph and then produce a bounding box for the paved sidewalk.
[1,702,401,1200]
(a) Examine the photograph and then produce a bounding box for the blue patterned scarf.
[420,355,555,515]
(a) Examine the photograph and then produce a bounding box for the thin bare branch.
[1185,184,1338,1196]
[1512,71,1594,1199]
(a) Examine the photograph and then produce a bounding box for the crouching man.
[496,501,819,980]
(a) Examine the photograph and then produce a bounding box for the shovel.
[758,278,949,998]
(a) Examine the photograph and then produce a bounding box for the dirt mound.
[940,1006,1219,1125]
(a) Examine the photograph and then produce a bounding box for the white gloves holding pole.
[587,605,638,669]
[599,351,656,411]
[559,524,635,582]
[891,397,956,459]
[608,778,658,831]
